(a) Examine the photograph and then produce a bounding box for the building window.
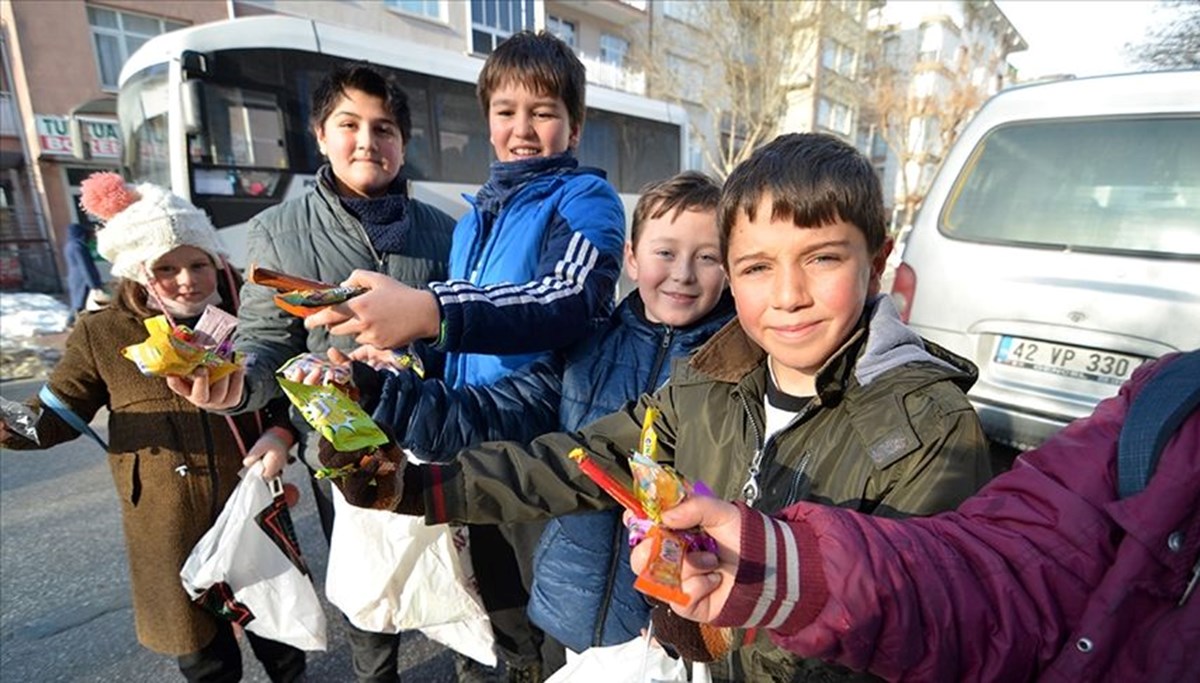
[88,5,186,90]
[817,97,853,137]
[600,33,629,67]
[546,15,576,49]
[821,39,857,78]
[918,23,943,63]
[384,0,444,21]
[662,0,697,23]
[470,0,535,55]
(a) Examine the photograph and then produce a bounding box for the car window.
[941,117,1200,257]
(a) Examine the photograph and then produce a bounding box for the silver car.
[891,70,1200,450]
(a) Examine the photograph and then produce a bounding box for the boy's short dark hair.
[310,63,412,144]
[631,171,722,247]
[477,30,587,132]
[718,133,886,264]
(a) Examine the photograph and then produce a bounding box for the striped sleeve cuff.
[711,502,828,634]
[420,462,465,524]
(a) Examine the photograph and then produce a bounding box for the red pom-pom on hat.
[79,172,139,221]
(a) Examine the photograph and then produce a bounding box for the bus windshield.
[118,63,171,188]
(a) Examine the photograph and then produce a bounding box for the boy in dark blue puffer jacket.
[350,171,734,672]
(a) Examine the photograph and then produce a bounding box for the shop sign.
[35,115,123,158]
[78,117,122,159]
[36,115,73,155]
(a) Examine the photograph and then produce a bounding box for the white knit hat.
[81,173,225,284]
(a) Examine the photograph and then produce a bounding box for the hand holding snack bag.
[276,353,405,510]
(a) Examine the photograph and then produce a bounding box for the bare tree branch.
[633,0,818,180]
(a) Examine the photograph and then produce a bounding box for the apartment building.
[866,0,1026,228]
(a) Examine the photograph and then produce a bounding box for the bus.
[117,15,688,267]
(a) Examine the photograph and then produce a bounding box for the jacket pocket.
[109,452,141,506]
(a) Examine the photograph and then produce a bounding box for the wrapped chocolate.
[121,315,242,380]
[247,264,366,318]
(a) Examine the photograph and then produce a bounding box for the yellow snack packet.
[121,315,241,381]
[276,354,389,453]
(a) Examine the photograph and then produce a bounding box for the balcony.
[578,54,645,95]
[548,0,646,27]
[0,92,18,138]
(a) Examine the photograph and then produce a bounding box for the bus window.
[200,85,288,169]
[434,81,490,185]
[402,85,433,182]
[118,63,170,187]
[578,111,621,189]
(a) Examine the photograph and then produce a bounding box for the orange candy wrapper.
[247,264,366,318]
[568,408,710,606]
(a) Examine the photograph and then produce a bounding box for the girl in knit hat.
[0,173,307,682]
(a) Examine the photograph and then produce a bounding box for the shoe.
[455,653,500,683]
[505,661,542,683]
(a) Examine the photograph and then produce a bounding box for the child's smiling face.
[626,208,726,328]
[726,195,889,395]
[487,82,578,162]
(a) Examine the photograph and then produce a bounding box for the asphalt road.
[0,378,456,682]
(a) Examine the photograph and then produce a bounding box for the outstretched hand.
[303,270,441,348]
[629,496,744,624]
[244,427,294,478]
[166,366,246,411]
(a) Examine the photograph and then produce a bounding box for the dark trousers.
[344,620,402,683]
[470,520,549,670]
[177,620,306,683]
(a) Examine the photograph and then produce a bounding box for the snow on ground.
[0,292,71,346]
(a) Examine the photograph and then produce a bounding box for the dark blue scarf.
[323,166,413,255]
[474,152,579,217]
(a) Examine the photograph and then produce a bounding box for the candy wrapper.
[248,264,367,319]
[569,407,713,606]
[277,354,384,453]
[121,314,242,380]
[277,353,405,510]
[1,396,41,444]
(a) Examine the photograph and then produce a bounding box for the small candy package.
[569,407,714,606]
[121,308,242,380]
[248,264,367,318]
[1,396,41,444]
[276,353,404,509]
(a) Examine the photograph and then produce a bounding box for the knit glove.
[317,425,406,511]
[649,599,735,663]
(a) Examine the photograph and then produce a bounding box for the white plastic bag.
[325,485,496,666]
[546,635,688,683]
[180,462,327,651]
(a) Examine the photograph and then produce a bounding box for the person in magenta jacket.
[633,351,1199,682]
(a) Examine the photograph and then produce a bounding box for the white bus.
[117,15,688,267]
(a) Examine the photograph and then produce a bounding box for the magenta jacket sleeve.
[711,357,1183,681]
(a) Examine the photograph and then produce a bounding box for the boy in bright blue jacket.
[330,172,733,672]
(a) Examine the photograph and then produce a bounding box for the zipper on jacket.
[593,519,626,646]
[736,392,766,507]
[736,392,819,508]
[643,327,674,395]
[199,412,220,523]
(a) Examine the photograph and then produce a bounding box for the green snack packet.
[277,355,388,452]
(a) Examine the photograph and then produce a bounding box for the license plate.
[993,336,1146,386]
